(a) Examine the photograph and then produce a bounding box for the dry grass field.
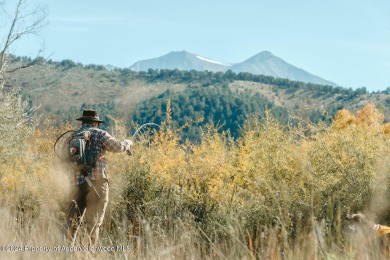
[2,94,390,259]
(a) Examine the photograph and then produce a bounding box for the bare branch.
[0,0,47,79]
[1,0,22,57]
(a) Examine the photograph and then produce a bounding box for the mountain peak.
[167,50,193,56]
[245,51,276,62]
[257,50,274,57]
[130,50,228,72]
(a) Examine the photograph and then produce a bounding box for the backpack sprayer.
[54,123,160,197]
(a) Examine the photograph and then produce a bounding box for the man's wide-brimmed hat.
[76,109,105,123]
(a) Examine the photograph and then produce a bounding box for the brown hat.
[76,109,105,123]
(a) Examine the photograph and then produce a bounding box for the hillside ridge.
[4,59,390,126]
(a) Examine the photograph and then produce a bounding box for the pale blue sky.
[9,0,390,91]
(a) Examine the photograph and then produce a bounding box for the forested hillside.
[132,85,288,141]
[5,57,390,138]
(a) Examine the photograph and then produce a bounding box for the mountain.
[230,51,336,86]
[130,50,337,86]
[130,51,230,72]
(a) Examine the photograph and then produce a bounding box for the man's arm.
[101,131,132,154]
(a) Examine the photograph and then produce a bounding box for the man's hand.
[123,140,133,156]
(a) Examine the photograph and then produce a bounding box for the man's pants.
[66,179,109,246]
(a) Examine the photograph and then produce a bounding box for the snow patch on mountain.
[196,56,230,66]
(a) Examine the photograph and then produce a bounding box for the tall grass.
[1,103,390,259]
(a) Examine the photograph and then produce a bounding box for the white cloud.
[49,26,91,33]
[49,15,126,26]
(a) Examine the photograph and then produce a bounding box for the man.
[65,109,132,246]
